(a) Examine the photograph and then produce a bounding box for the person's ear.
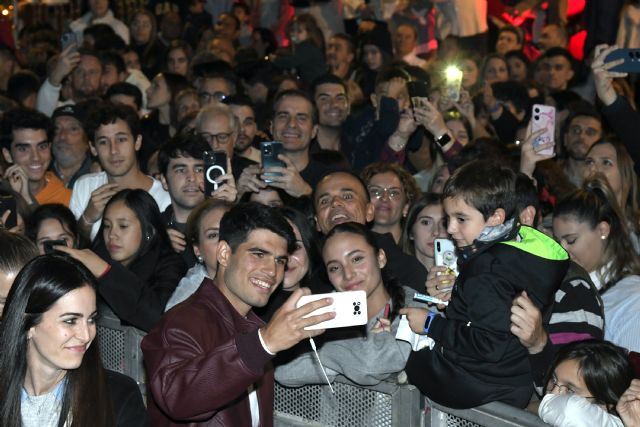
[365,201,375,223]
[2,147,12,164]
[160,174,169,192]
[89,142,98,157]
[597,221,610,241]
[377,248,387,269]
[217,240,231,267]
[518,205,537,227]
[487,208,506,226]
[134,134,142,152]
[311,123,318,140]
[314,215,322,233]
[402,202,410,218]
[193,244,201,258]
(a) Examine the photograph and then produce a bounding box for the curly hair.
[361,162,421,207]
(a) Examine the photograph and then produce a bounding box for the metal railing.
[96,305,147,396]
[274,376,551,427]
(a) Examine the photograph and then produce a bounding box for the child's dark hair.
[545,340,633,415]
[443,160,517,221]
[323,222,405,321]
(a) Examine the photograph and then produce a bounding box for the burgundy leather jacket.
[142,278,275,426]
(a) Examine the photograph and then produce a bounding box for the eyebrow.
[326,249,364,265]
[59,311,98,318]
[14,140,49,148]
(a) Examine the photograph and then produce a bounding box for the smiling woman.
[275,222,426,387]
[0,254,147,427]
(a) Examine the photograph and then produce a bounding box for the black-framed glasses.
[200,131,233,145]
[198,91,227,104]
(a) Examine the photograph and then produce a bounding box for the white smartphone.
[531,104,556,156]
[434,238,458,276]
[296,290,368,330]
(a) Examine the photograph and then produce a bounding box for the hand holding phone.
[531,104,556,156]
[296,290,368,330]
[434,238,458,276]
[0,193,18,229]
[204,151,227,196]
[261,141,285,184]
[43,239,68,254]
[604,48,640,73]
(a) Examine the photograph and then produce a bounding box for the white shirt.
[601,274,640,352]
[69,9,130,45]
[539,393,623,427]
[69,171,170,240]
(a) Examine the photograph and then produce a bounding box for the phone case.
[261,141,285,184]
[296,290,368,330]
[604,48,640,73]
[531,104,556,156]
[407,81,429,110]
[434,238,458,276]
[0,194,17,229]
[61,32,77,51]
[204,151,227,195]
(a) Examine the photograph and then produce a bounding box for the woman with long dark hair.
[255,206,322,321]
[57,189,186,332]
[553,175,640,352]
[0,254,147,426]
[275,222,427,386]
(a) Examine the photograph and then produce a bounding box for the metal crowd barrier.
[96,305,147,396]
[425,399,552,427]
[274,376,552,427]
[274,376,422,427]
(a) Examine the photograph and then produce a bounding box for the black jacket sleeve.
[98,250,186,332]
[106,370,149,427]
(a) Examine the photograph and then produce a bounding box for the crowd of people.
[1,0,640,425]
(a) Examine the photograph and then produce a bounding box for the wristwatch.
[435,132,452,147]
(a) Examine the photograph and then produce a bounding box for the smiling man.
[311,74,351,157]
[266,89,332,198]
[142,203,334,426]
[1,108,71,206]
[313,170,427,292]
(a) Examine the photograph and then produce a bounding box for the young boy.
[400,160,569,409]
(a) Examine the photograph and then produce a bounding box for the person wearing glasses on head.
[538,340,633,427]
[361,162,421,244]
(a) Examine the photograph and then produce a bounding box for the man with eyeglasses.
[1,108,71,207]
[312,170,427,292]
[195,103,253,187]
[561,108,603,187]
[196,75,236,107]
